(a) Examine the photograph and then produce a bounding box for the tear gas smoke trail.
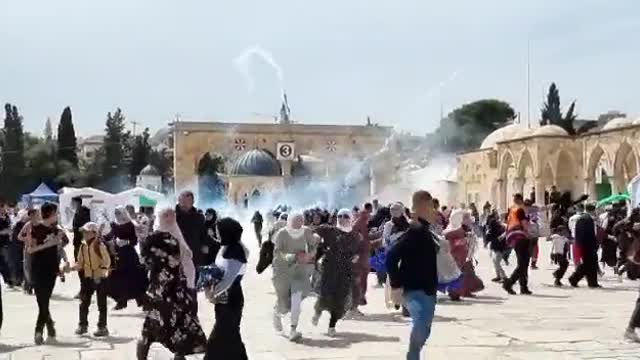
[234,45,285,97]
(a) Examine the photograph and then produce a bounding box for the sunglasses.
[337,215,351,220]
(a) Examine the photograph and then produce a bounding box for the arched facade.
[173,120,392,205]
[458,123,640,212]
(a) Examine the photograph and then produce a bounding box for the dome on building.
[480,124,533,149]
[602,117,633,131]
[533,125,569,136]
[140,164,160,176]
[229,149,282,176]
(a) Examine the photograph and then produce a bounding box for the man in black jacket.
[71,197,91,262]
[175,191,207,267]
[386,190,439,360]
[569,203,601,288]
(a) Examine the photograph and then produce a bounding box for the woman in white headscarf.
[311,208,360,337]
[444,209,484,300]
[271,211,318,342]
[105,206,148,310]
[137,207,205,360]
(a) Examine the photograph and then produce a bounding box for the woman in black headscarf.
[204,217,249,360]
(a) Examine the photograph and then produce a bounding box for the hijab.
[287,212,305,238]
[216,217,248,263]
[446,208,465,231]
[114,206,132,225]
[156,207,196,289]
[336,208,353,233]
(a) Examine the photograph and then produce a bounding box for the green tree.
[129,127,152,181]
[435,99,516,152]
[102,109,126,178]
[101,108,130,191]
[1,103,26,201]
[44,117,53,142]
[57,106,78,167]
[540,83,562,126]
[539,83,591,135]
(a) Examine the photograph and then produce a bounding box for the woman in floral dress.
[137,208,206,360]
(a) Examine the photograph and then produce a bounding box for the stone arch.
[498,149,516,180]
[586,144,611,180]
[517,148,536,195]
[613,142,639,193]
[556,150,577,194]
[497,149,516,211]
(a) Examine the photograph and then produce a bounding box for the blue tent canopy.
[22,182,59,205]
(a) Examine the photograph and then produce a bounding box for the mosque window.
[326,140,337,152]
[234,138,246,151]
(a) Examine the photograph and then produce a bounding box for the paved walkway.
[1,237,639,359]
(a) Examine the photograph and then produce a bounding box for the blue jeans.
[404,290,436,360]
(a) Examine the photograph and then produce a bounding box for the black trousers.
[0,245,13,285]
[79,278,107,328]
[569,250,599,287]
[254,226,263,246]
[33,272,57,332]
[508,239,530,289]
[553,254,569,280]
[629,289,640,329]
[11,241,25,286]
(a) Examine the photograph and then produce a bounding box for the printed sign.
[277,142,295,160]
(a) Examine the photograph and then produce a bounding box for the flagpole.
[527,39,531,128]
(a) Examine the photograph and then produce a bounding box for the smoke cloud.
[233,45,285,96]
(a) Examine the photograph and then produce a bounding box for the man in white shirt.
[568,204,585,239]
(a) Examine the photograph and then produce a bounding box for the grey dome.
[140,164,160,176]
[229,149,281,176]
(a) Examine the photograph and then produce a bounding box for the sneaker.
[75,326,88,335]
[93,327,109,337]
[554,279,563,287]
[520,288,533,295]
[289,328,302,342]
[327,327,337,337]
[588,284,602,289]
[34,331,44,345]
[351,309,365,317]
[272,312,283,332]
[311,313,320,327]
[624,329,640,343]
[569,279,579,288]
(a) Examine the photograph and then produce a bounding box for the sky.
[2,0,639,137]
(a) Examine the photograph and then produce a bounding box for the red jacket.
[353,211,371,266]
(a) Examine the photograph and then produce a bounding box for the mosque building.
[456,117,640,211]
[171,97,394,206]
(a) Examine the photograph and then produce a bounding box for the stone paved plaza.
[1,238,640,360]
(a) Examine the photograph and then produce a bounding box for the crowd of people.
[0,186,640,359]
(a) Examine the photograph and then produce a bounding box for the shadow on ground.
[301,331,400,348]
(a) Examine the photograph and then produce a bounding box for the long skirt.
[107,246,148,302]
[204,289,247,360]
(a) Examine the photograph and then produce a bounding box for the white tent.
[108,187,166,210]
[58,187,113,227]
